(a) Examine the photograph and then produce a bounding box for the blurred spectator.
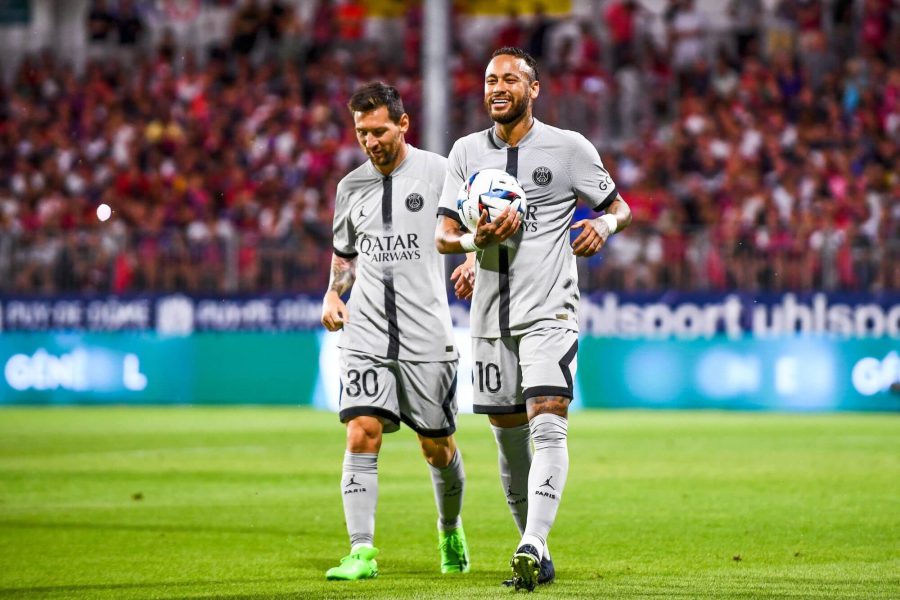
[526,4,555,63]
[336,0,366,50]
[230,0,265,55]
[266,0,290,44]
[495,9,524,49]
[668,0,708,84]
[604,0,639,68]
[309,0,337,62]
[87,0,115,46]
[728,0,764,59]
[116,0,145,47]
[860,0,891,59]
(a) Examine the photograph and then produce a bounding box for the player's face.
[484,55,539,125]
[353,106,409,170]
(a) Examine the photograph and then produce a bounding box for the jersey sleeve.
[567,133,619,212]
[437,139,467,225]
[332,180,358,258]
[425,153,449,206]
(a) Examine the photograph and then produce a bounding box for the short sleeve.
[437,139,467,225]
[568,133,618,212]
[332,180,358,258]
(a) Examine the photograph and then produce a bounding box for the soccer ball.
[456,168,527,232]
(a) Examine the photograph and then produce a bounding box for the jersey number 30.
[345,369,379,397]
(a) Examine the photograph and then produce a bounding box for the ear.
[530,80,540,100]
[398,113,410,134]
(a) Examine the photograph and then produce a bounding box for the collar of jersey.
[366,144,417,179]
[488,118,542,149]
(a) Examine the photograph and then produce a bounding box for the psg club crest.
[532,166,553,187]
[405,193,424,212]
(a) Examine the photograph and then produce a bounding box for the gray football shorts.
[338,349,459,438]
[471,328,578,415]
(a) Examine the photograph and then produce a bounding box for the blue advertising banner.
[0,332,320,405]
[578,292,900,339]
[1,292,899,338]
[0,295,324,333]
[577,337,899,412]
[1,293,896,410]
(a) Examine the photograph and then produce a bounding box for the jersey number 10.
[475,361,501,393]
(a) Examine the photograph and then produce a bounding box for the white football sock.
[520,414,568,560]
[341,451,378,550]
[491,423,532,536]
[429,448,465,530]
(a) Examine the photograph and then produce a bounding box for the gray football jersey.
[334,146,458,361]
[438,119,618,338]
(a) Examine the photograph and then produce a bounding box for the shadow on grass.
[0,519,296,537]
[0,578,296,596]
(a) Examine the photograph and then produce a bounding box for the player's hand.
[321,292,349,331]
[570,217,612,257]
[474,206,521,248]
[450,256,476,300]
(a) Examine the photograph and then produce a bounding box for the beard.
[368,144,396,166]
[485,94,530,125]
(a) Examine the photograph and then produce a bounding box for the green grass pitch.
[0,408,897,599]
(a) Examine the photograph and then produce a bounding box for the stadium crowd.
[0,0,898,295]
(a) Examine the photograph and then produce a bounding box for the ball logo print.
[532,166,553,187]
[456,168,527,232]
[405,193,424,212]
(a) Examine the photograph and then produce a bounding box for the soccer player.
[321,82,469,580]
[435,47,632,591]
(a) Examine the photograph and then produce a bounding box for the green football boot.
[325,546,379,580]
[438,526,471,574]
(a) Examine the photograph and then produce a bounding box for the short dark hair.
[491,46,539,83]
[347,82,405,123]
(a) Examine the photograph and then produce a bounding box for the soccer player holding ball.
[435,47,632,591]
[321,82,469,580]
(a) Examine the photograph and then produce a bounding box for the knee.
[419,435,456,468]
[346,417,383,453]
[488,412,529,428]
[526,395,569,421]
[529,412,568,451]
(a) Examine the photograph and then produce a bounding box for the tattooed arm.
[321,254,357,331]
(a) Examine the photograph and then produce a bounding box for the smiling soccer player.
[435,47,632,591]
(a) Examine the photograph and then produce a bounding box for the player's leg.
[489,412,530,536]
[326,415,382,581]
[471,336,558,585]
[398,359,470,573]
[419,433,469,573]
[326,351,400,581]
[510,396,569,590]
[418,434,464,530]
[491,410,557,588]
[472,337,531,531]
[509,328,577,591]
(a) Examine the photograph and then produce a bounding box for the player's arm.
[321,253,356,331]
[570,194,632,257]
[567,133,632,257]
[325,179,358,331]
[435,209,521,254]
